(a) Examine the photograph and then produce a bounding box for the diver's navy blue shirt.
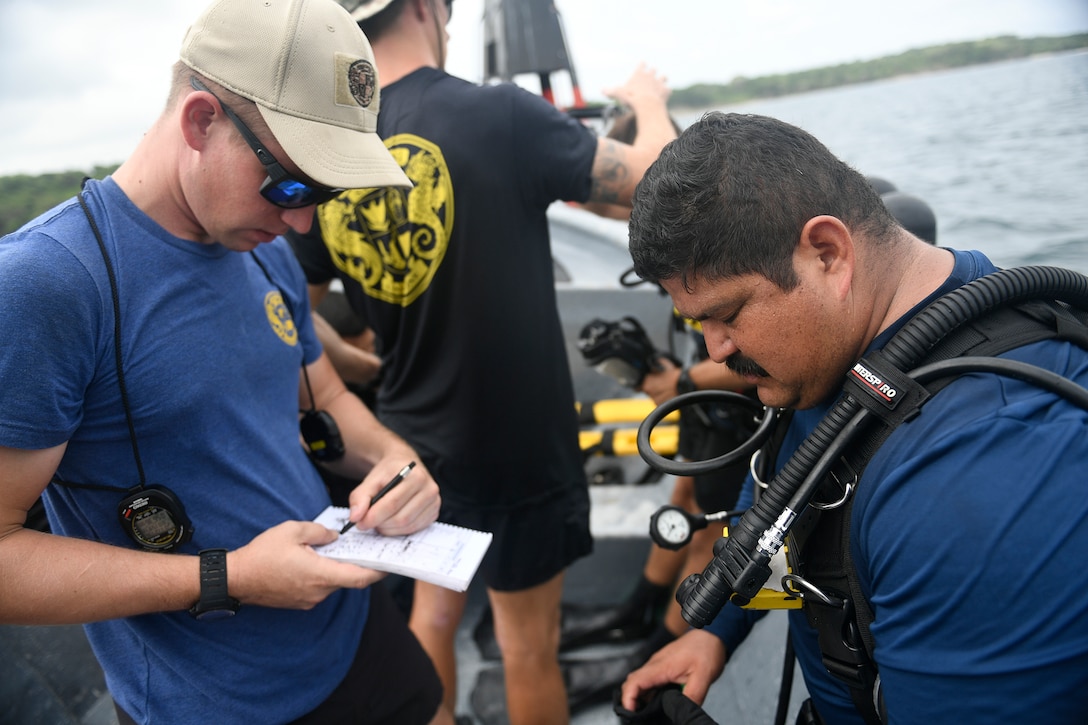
[707,249,1088,723]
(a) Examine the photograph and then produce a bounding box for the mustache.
[726,354,769,378]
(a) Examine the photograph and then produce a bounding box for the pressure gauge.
[650,505,705,550]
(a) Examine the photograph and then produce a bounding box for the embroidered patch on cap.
[335,52,376,109]
[348,60,377,107]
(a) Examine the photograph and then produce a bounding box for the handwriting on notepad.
[312,505,492,592]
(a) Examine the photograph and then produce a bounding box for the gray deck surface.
[451,476,809,725]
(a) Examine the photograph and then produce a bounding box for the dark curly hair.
[628,112,896,291]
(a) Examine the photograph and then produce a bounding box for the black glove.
[614,683,719,724]
[613,683,681,724]
[660,688,719,725]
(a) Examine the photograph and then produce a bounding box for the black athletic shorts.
[289,581,444,724]
[440,481,593,592]
[678,404,752,514]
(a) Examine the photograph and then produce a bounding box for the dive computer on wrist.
[188,548,240,620]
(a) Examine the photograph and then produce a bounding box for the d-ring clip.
[750,449,769,490]
[782,574,841,607]
[809,459,858,510]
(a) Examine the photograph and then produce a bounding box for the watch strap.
[188,548,239,620]
[676,367,697,395]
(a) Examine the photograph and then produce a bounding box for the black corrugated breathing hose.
[672,266,1088,627]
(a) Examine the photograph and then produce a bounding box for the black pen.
[340,461,417,534]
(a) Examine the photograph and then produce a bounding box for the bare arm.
[605,63,677,156]
[302,353,441,536]
[639,357,750,405]
[303,281,439,533]
[0,443,199,623]
[587,64,676,208]
[312,312,381,387]
[621,628,728,710]
[0,444,383,624]
[306,282,381,387]
[307,280,331,311]
[688,357,750,393]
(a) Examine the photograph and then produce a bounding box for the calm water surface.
[678,51,1088,274]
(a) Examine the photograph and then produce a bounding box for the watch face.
[653,508,691,546]
[132,506,176,542]
[194,606,237,621]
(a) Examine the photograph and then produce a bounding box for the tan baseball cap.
[337,0,398,22]
[180,0,410,189]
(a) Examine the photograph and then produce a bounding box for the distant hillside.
[669,33,1088,109]
[0,166,119,237]
[2,33,1086,236]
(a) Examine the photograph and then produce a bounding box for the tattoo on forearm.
[590,139,631,205]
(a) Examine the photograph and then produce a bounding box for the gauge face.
[651,507,692,548]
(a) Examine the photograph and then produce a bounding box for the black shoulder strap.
[842,300,1088,476]
[797,300,1088,725]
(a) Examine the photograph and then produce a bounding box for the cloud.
[1,0,1085,176]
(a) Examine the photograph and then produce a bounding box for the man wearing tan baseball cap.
[0,1,453,724]
[178,0,411,194]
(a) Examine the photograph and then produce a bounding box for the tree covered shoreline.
[668,33,1087,110]
[2,33,1085,236]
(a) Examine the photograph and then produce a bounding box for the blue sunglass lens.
[261,179,342,209]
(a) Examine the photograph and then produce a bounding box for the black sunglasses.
[445,0,453,19]
[190,77,343,209]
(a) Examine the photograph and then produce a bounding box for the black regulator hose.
[912,356,1088,409]
[675,266,1088,627]
[636,390,777,476]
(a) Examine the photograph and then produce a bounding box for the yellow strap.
[579,425,678,457]
[576,398,679,424]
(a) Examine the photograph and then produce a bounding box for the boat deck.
[453,476,809,725]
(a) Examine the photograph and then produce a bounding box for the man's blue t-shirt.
[706,249,1088,722]
[0,179,368,723]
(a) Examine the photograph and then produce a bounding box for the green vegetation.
[1,34,1085,236]
[0,165,118,236]
[669,33,1088,109]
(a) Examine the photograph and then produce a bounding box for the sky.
[1,0,1085,176]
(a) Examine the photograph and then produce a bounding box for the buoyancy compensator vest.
[788,293,1088,724]
[636,266,1088,725]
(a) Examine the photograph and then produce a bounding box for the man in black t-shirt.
[290,1,676,722]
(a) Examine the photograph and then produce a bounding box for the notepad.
[312,505,492,592]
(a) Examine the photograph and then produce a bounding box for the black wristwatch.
[676,367,698,395]
[188,549,240,620]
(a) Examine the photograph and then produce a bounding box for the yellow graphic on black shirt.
[265,290,298,346]
[316,134,453,307]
